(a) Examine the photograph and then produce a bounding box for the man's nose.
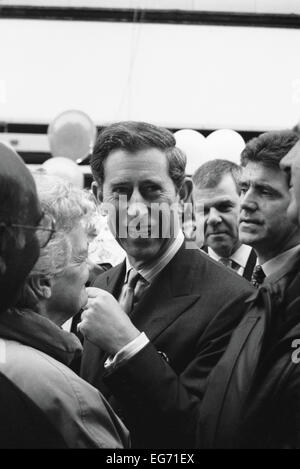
[127,189,148,218]
[207,207,222,225]
[240,188,257,212]
[280,154,291,170]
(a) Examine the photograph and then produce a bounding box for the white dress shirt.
[208,244,254,277]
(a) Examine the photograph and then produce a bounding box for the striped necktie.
[219,257,240,272]
[119,269,148,315]
[219,257,232,268]
[251,265,266,288]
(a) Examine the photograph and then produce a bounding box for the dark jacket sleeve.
[104,290,252,448]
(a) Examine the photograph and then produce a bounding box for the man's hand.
[78,287,141,354]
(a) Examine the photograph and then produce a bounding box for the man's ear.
[91,181,103,203]
[179,177,194,203]
[29,275,52,300]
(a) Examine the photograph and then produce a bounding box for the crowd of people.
[1,120,300,448]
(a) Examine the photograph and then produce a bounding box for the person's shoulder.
[3,339,73,381]
[181,243,251,280]
[173,243,254,297]
[2,338,103,406]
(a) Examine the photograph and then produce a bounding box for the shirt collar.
[125,230,185,284]
[230,244,253,269]
[208,244,253,269]
[262,244,300,281]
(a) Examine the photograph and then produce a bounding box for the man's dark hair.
[192,159,242,193]
[91,121,186,191]
[240,130,299,169]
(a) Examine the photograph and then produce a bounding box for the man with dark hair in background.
[238,130,300,287]
[79,121,253,448]
[193,159,256,281]
[198,130,300,448]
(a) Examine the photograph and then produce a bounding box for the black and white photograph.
[1,0,300,453]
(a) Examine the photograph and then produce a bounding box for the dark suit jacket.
[202,245,257,281]
[81,241,253,448]
[198,252,300,448]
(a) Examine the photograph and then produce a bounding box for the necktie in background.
[251,265,266,288]
[219,257,240,272]
[119,269,148,315]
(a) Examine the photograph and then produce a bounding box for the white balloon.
[48,109,96,162]
[174,129,207,175]
[206,129,245,164]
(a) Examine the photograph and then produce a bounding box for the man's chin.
[120,235,158,247]
[208,242,232,257]
[207,232,230,242]
[239,231,259,247]
[120,238,168,264]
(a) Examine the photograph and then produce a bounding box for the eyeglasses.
[0,212,56,249]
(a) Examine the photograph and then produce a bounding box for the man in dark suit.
[192,159,257,281]
[79,121,253,448]
[197,130,300,448]
[238,130,300,286]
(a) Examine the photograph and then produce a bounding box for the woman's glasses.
[0,212,56,248]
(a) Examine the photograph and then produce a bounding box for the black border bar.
[0,6,300,29]
[0,122,263,142]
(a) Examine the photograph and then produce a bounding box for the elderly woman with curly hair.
[0,173,129,448]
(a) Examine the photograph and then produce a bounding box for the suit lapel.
[199,313,262,448]
[132,280,200,342]
[199,286,270,448]
[130,244,201,342]
[100,261,126,296]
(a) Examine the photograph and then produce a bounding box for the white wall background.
[1,18,300,130]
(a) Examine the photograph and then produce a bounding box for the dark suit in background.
[202,245,257,282]
[198,251,300,448]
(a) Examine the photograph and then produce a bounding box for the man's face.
[239,161,296,261]
[194,174,241,257]
[48,224,90,320]
[280,140,300,226]
[101,148,181,268]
